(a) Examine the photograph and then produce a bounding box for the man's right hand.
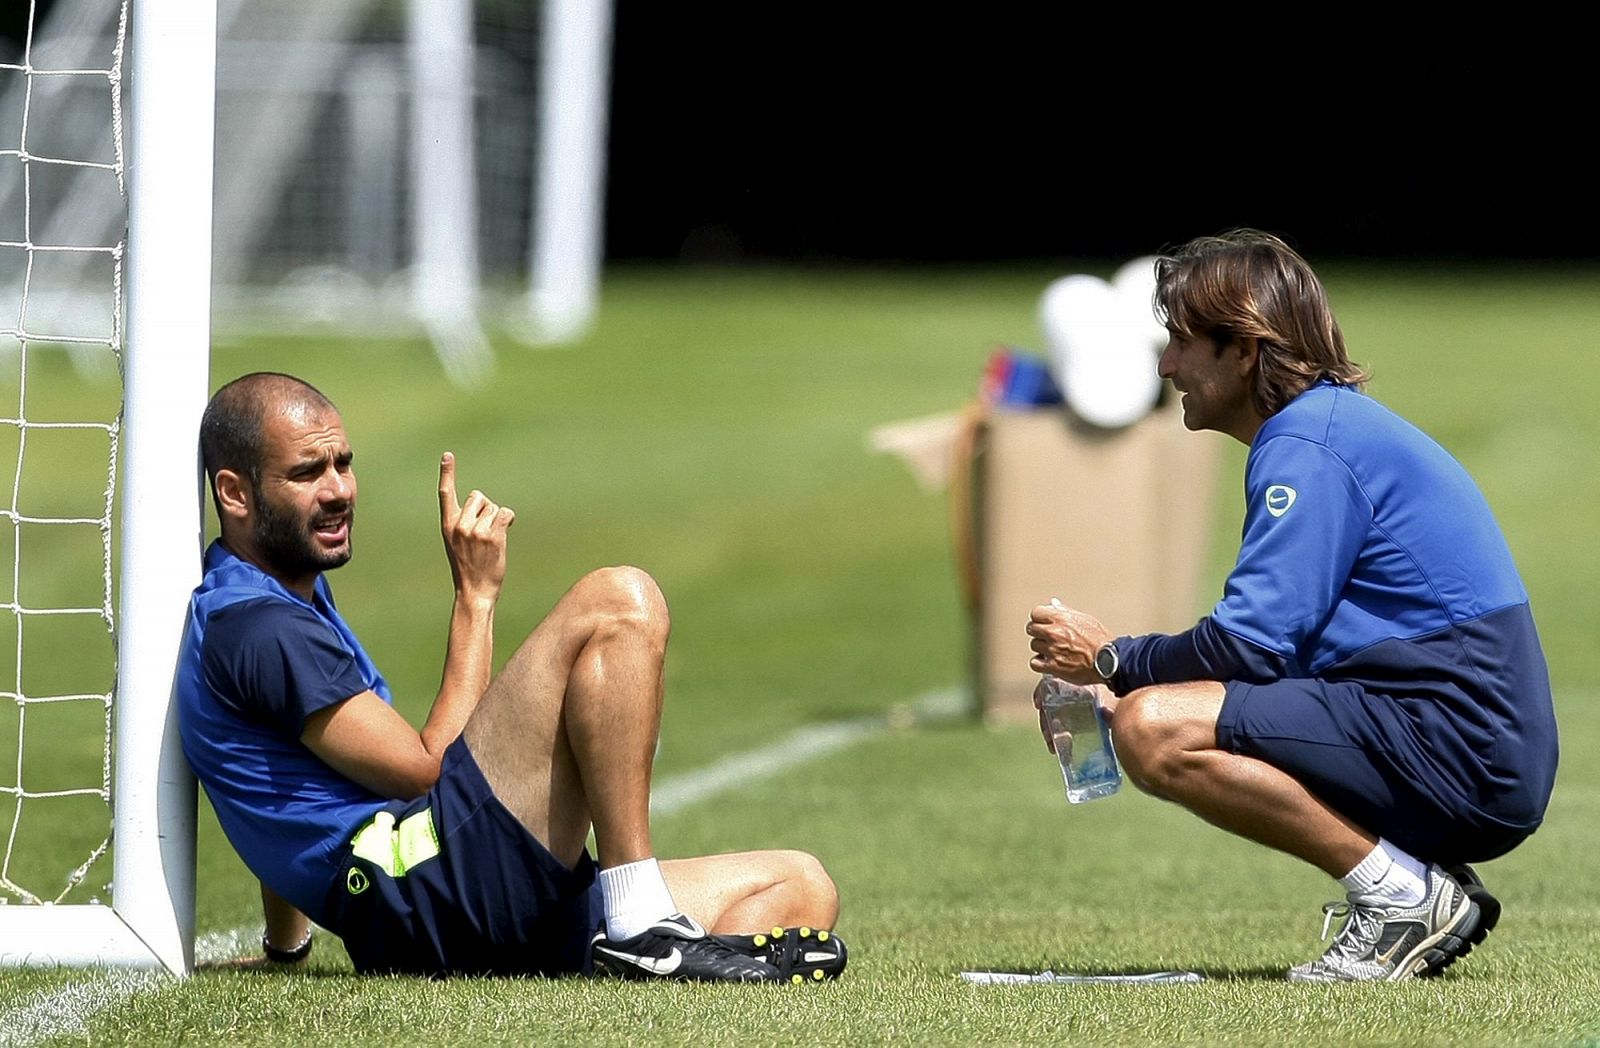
[438,452,515,604]
[1026,599,1112,685]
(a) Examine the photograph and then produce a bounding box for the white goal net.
[0,0,128,910]
[0,0,211,975]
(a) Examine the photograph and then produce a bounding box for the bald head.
[201,372,338,512]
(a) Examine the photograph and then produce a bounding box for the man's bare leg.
[1109,682,1490,982]
[662,850,840,934]
[1107,681,1375,877]
[459,566,816,981]
[462,564,666,868]
[664,851,848,980]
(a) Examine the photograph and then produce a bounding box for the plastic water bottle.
[1036,675,1121,803]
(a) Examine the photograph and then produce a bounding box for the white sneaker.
[1287,864,1482,982]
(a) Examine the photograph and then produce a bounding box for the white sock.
[1339,838,1428,907]
[598,857,677,940]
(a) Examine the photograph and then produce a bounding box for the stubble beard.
[252,483,353,579]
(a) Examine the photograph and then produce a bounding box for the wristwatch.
[262,929,314,964]
[1093,641,1119,683]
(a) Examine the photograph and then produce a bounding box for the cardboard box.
[971,400,1222,723]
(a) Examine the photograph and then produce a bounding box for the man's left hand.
[438,451,515,605]
[1026,599,1113,685]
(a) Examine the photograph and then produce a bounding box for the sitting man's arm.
[301,452,514,799]
[261,881,313,965]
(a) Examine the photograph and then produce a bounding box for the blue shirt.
[176,541,390,926]
[1115,382,1557,825]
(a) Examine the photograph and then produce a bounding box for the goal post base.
[0,906,186,973]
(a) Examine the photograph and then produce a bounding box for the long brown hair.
[1154,230,1369,417]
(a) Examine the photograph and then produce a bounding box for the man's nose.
[320,470,353,503]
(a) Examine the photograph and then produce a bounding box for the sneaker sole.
[715,926,848,984]
[1440,864,1500,967]
[1395,896,1483,981]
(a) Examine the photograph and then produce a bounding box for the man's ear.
[1232,336,1261,376]
[214,469,252,523]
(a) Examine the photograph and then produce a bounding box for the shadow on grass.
[196,959,596,983]
[1190,966,1290,982]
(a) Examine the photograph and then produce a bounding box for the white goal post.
[0,0,211,975]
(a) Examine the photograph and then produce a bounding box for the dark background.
[5,5,1589,265]
[605,10,1592,264]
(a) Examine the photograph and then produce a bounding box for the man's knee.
[777,849,840,925]
[576,565,670,643]
[1111,685,1221,797]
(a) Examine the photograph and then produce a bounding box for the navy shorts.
[324,736,602,976]
[1217,678,1536,865]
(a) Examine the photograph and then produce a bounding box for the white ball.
[1039,267,1162,429]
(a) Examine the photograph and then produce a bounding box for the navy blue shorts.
[324,736,602,976]
[1217,678,1536,865]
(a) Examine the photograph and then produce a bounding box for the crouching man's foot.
[591,914,777,982]
[1287,865,1482,982]
[715,925,849,984]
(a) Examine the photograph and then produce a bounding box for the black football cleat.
[591,913,777,982]
[714,925,848,984]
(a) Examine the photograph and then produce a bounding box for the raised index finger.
[439,452,460,524]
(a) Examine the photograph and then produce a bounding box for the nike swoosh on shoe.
[594,945,683,975]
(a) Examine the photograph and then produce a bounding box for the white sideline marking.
[651,687,966,816]
[0,687,967,1045]
[0,972,160,1048]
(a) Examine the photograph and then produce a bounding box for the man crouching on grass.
[177,371,846,982]
[1027,231,1557,982]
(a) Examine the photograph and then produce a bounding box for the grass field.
[1,266,1597,1045]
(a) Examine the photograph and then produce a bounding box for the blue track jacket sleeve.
[1113,434,1371,691]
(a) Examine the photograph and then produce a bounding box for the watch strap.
[263,929,313,964]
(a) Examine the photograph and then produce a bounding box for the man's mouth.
[311,514,350,546]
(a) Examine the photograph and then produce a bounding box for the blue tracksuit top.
[177,541,390,926]
[1114,382,1557,828]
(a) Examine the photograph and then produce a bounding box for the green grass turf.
[1,266,1597,1045]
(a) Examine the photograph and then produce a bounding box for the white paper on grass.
[1039,256,1165,429]
[959,969,1204,985]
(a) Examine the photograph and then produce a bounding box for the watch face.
[1095,644,1117,680]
